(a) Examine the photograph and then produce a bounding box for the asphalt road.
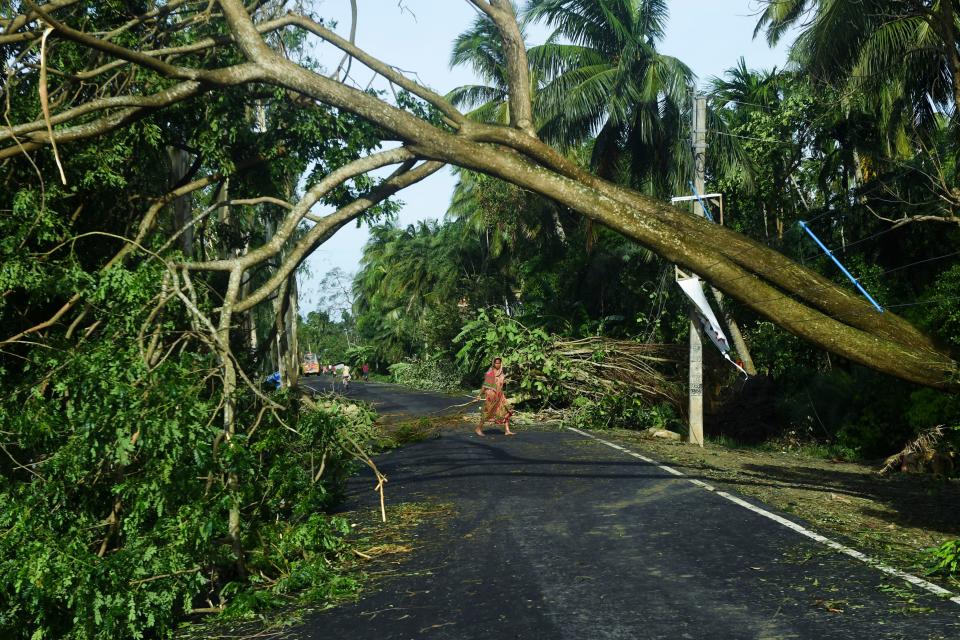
[295,382,960,640]
[299,377,472,423]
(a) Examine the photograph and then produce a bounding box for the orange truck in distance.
[301,352,319,376]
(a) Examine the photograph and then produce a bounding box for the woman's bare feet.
[504,429,516,436]
[474,427,485,437]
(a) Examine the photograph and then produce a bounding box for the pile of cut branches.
[455,308,682,408]
[548,336,682,405]
[880,425,958,476]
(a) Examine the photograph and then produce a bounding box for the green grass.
[704,433,859,462]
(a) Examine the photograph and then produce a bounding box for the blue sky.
[299,0,796,313]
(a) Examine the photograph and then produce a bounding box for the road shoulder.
[586,426,960,595]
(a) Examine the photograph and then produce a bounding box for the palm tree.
[524,0,694,197]
[709,57,785,114]
[353,221,473,361]
[753,0,959,154]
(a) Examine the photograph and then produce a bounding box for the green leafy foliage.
[568,394,681,432]
[0,306,377,638]
[4,4,960,636]
[299,310,352,366]
[925,539,960,579]
[925,264,960,350]
[455,308,680,424]
[456,308,562,403]
[0,6,392,635]
[388,357,464,393]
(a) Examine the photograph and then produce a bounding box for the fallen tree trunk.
[17,0,960,390]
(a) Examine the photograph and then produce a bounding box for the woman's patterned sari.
[482,367,512,424]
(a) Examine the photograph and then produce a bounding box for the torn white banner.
[676,275,749,378]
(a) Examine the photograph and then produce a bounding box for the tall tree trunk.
[284,273,299,388]
[273,276,290,386]
[217,269,245,577]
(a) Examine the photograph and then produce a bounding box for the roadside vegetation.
[2,1,959,638]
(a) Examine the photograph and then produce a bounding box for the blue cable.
[798,220,884,313]
[688,181,715,222]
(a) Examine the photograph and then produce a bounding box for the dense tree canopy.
[1,0,959,637]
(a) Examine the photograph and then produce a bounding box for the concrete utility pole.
[689,96,757,376]
[688,95,707,447]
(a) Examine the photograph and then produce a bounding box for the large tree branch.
[465,0,535,134]
[277,13,466,126]
[196,15,944,379]
[215,0,278,62]
[29,1,264,85]
[404,140,956,388]
[206,2,957,387]
[183,146,416,272]
[463,123,938,354]
[0,65,261,161]
[234,160,443,313]
[8,0,954,390]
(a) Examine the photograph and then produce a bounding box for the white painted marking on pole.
[565,427,960,607]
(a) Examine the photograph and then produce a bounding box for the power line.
[800,209,835,227]
[708,248,960,314]
[710,129,795,146]
[798,219,884,312]
[887,295,960,310]
[799,221,903,263]
[881,249,960,276]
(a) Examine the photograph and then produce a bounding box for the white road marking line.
[566,426,960,607]
[688,478,716,491]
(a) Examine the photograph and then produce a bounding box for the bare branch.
[157,197,292,256]
[234,160,443,313]
[0,81,204,144]
[39,27,67,183]
[865,203,960,230]
[62,14,305,81]
[331,0,358,82]
[0,65,261,160]
[184,146,416,272]
[28,1,265,86]
[283,13,465,125]
[0,293,82,348]
[28,1,202,80]
[1,0,81,35]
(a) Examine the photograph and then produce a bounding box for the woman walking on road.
[477,357,515,436]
